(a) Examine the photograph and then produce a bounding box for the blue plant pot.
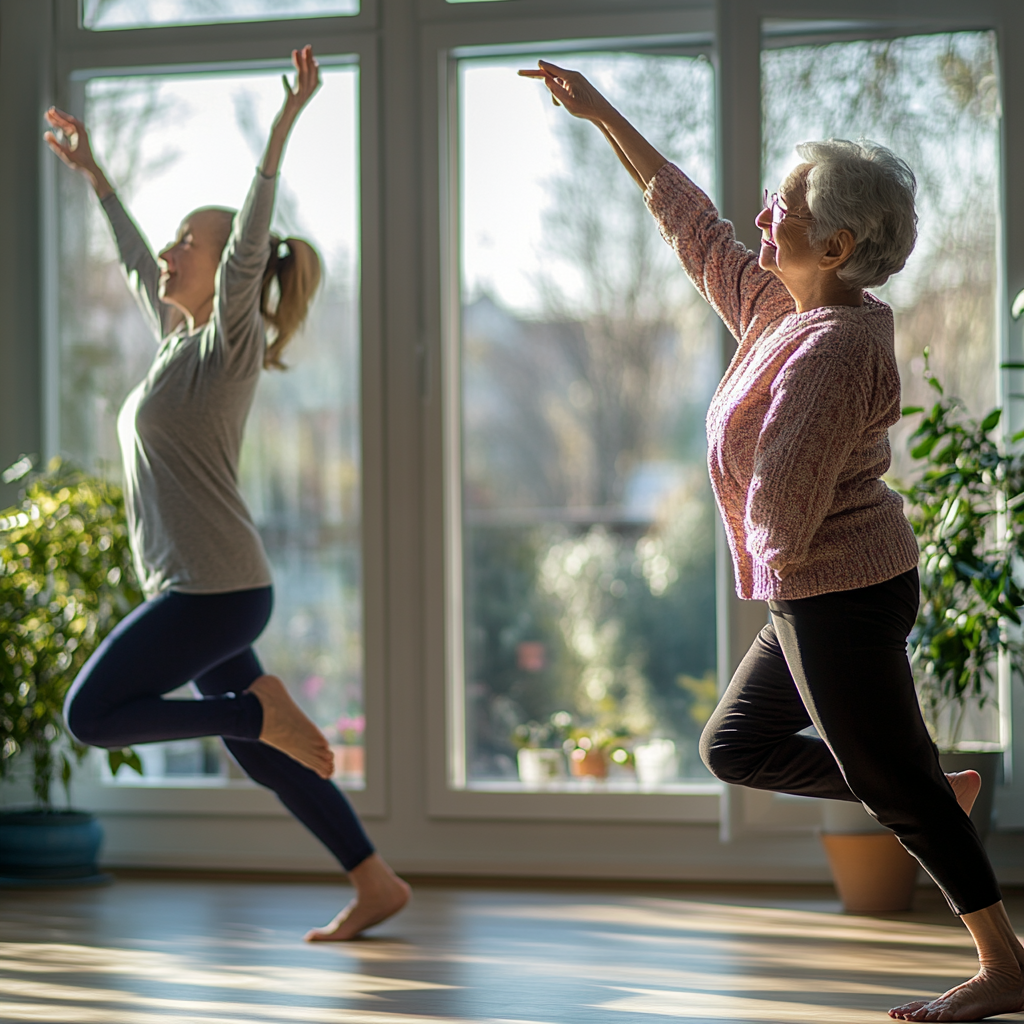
[0,810,111,887]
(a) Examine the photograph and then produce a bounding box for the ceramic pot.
[0,810,111,888]
[938,750,1002,842]
[634,739,678,787]
[517,748,567,787]
[820,800,917,913]
[568,748,608,779]
[330,745,365,778]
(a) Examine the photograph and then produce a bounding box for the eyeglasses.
[763,189,814,237]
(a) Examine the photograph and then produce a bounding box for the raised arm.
[218,46,320,347]
[260,44,320,179]
[518,61,792,343]
[517,60,667,190]
[44,107,180,340]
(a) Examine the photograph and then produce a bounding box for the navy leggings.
[64,587,374,872]
[700,569,1001,916]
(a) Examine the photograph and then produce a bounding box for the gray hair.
[794,138,918,290]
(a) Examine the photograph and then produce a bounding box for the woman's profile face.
[157,209,230,319]
[754,163,821,283]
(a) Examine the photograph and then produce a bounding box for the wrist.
[597,105,625,131]
[87,168,113,199]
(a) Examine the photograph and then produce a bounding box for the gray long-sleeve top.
[103,172,277,598]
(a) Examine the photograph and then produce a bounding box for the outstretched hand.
[517,61,615,123]
[517,59,668,192]
[277,44,320,128]
[262,45,320,177]
[43,107,113,198]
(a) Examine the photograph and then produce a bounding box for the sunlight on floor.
[3,881,1024,1024]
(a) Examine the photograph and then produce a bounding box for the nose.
[755,206,772,236]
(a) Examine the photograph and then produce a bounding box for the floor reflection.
[1,879,1022,1024]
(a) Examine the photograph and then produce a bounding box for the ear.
[818,228,856,272]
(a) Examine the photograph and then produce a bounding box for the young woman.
[521,60,1022,1023]
[48,46,409,942]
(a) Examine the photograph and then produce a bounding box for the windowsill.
[99,773,366,790]
[465,779,721,795]
[427,780,723,822]
[72,776,370,818]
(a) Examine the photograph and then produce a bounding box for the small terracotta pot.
[330,745,365,778]
[569,748,608,779]
[821,832,918,913]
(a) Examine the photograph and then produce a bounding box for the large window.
[456,49,719,790]
[81,0,359,30]
[56,63,364,785]
[763,30,1000,479]
[763,30,1002,748]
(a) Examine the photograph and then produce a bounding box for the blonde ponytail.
[260,234,322,370]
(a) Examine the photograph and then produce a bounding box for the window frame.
[6,0,1023,856]
[421,0,1024,827]
[421,6,731,824]
[47,0,388,819]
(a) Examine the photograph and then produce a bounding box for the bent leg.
[195,650,374,870]
[197,649,409,939]
[64,588,271,748]
[700,621,856,801]
[769,570,1000,916]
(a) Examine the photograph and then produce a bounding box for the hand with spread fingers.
[262,44,321,177]
[43,107,114,199]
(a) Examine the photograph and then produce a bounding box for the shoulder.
[770,301,894,406]
[783,297,893,367]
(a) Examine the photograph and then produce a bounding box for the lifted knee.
[700,733,761,787]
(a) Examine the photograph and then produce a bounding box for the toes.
[889,1002,927,1019]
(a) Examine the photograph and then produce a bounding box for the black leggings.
[700,568,1000,915]
[64,587,374,872]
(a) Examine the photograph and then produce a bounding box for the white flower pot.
[517,748,567,787]
[634,739,678,787]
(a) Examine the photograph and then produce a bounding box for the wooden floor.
[3,875,1024,1023]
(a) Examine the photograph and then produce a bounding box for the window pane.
[762,32,1000,479]
[82,0,357,31]
[58,66,363,785]
[458,52,718,790]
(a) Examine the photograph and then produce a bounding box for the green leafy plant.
[899,352,1024,750]
[511,710,574,750]
[0,458,144,807]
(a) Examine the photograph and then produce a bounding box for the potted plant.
[0,457,143,886]
[819,800,919,913]
[513,711,571,786]
[563,725,632,780]
[898,351,1024,837]
[329,715,365,779]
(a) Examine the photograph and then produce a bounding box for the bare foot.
[305,854,411,942]
[946,770,982,817]
[891,902,1024,1021]
[888,965,1024,1021]
[246,675,334,779]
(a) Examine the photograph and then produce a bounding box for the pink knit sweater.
[645,163,919,601]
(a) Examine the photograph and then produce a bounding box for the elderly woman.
[521,60,1024,1022]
